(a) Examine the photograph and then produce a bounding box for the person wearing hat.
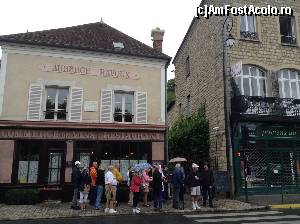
[190,163,201,210]
[199,162,214,208]
[71,161,82,210]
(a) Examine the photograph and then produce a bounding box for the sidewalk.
[0,198,265,221]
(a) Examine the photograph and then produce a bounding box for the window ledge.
[239,38,261,44]
[281,43,299,48]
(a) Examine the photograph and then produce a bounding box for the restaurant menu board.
[101,160,110,170]
[120,160,130,181]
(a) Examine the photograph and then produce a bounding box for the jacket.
[152,170,163,191]
[130,175,143,193]
[172,168,184,188]
[189,170,201,187]
[96,168,105,186]
[200,169,214,187]
[79,170,91,192]
[90,166,97,187]
[71,166,81,189]
[113,168,123,183]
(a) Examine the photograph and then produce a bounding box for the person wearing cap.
[190,163,201,210]
[71,161,82,210]
[200,162,214,208]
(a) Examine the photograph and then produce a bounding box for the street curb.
[270,204,300,209]
[0,206,268,221]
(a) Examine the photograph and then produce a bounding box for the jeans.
[202,185,213,207]
[173,187,180,209]
[95,185,104,209]
[89,186,97,204]
[153,189,162,209]
[71,188,79,207]
[133,192,140,208]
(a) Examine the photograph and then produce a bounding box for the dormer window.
[113,42,124,50]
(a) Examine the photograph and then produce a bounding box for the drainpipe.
[165,62,169,164]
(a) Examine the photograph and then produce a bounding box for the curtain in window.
[278,69,300,99]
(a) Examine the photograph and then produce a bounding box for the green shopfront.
[233,122,300,195]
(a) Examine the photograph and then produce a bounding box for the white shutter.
[27,84,43,121]
[100,89,112,123]
[135,92,147,124]
[69,87,83,122]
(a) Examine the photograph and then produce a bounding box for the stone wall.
[167,102,178,128]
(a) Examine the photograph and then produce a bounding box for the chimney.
[151,27,165,53]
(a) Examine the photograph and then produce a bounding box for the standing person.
[79,166,91,211]
[152,165,163,211]
[95,163,105,210]
[172,163,184,209]
[200,162,214,208]
[190,163,201,210]
[89,161,98,205]
[130,171,143,214]
[71,161,81,210]
[179,164,186,203]
[162,166,170,202]
[142,168,153,207]
[127,166,134,205]
[113,163,123,207]
[104,165,118,214]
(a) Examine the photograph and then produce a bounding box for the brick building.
[171,0,300,195]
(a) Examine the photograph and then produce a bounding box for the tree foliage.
[168,106,210,164]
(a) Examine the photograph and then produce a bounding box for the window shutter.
[27,84,43,121]
[69,87,83,122]
[100,90,112,123]
[136,92,147,124]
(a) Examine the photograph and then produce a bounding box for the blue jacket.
[172,168,184,188]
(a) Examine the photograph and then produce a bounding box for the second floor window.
[45,87,69,120]
[280,16,296,45]
[240,15,258,40]
[114,92,134,123]
[234,65,266,97]
[186,56,190,78]
[278,69,300,99]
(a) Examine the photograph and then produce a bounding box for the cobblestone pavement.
[0,198,265,221]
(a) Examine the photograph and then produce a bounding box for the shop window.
[17,148,39,184]
[234,65,266,97]
[278,69,300,99]
[113,92,134,123]
[186,56,190,78]
[45,87,69,120]
[240,15,258,40]
[280,16,297,45]
[79,152,91,168]
[48,152,62,184]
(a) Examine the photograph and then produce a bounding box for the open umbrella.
[132,163,152,171]
[169,157,187,163]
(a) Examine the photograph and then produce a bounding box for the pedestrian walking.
[71,161,81,210]
[189,163,201,210]
[153,165,163,211]
[172,163,184,209]
[200,162,214,208]
[130,171,143,214]
[89,161,98,205]
[95,163,105,210]
[79,166,91,211]
[142,168,153,207]
[104,165,118,214]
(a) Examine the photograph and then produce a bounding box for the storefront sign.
[40,64,140,80]
[256,129,297,138]
[84,101,98,112]
[0,128,164,141]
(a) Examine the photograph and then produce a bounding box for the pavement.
[0,198,265,221]
[1,210,300,224]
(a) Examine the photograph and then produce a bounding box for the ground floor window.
[48,152,63,184]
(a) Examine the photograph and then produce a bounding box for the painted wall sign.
[40,64,140,80]
[84,101,98,112]
[257,129,297,138]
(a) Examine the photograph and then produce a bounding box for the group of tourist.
[70,160,214,214]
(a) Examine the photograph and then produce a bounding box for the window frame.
[278,69,300,99]
[47,152,63,185]
[44,86,70,121]
[186,56,190,78]
[279,16,297,45]
[234,65,267,97]
[113,91,134,123]
[240,15,256,33]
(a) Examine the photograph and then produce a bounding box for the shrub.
[5,189,39,205]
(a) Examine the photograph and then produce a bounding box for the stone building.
[0,22,170,199]
[171,0,300,195]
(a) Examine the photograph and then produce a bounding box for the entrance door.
[47,152,63,185]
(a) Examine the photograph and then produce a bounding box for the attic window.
[113,42,124,50]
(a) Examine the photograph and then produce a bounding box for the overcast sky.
[0,0,201,80]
